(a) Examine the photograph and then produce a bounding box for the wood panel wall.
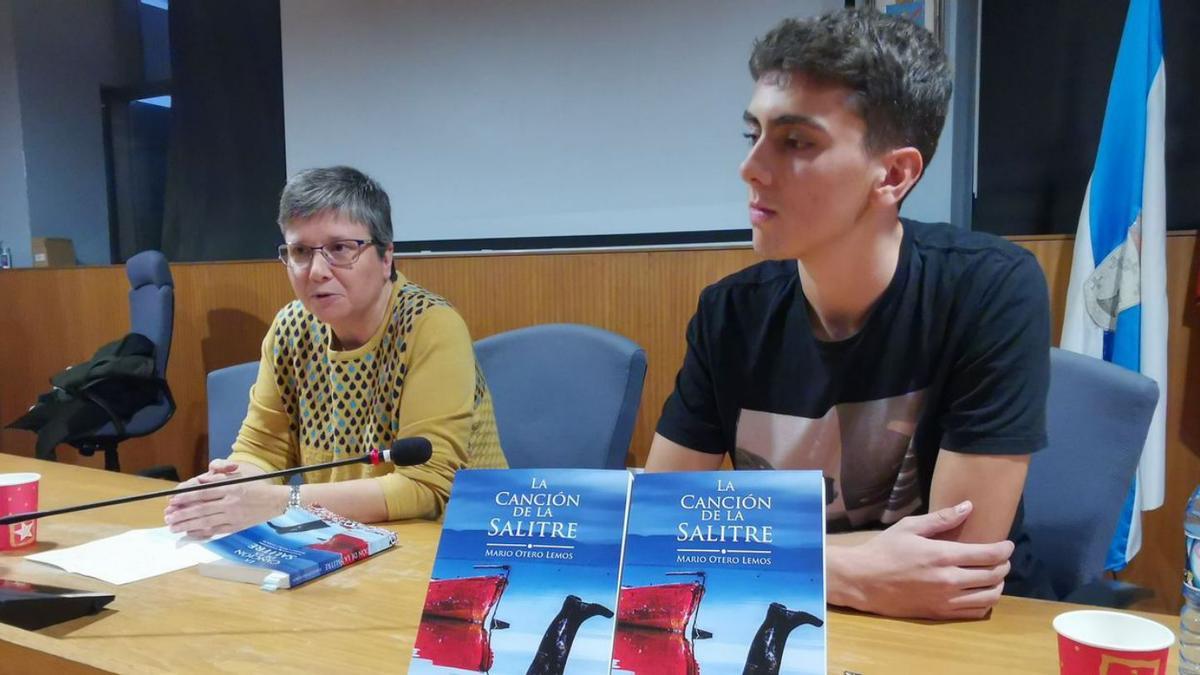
[0,233,1195,611]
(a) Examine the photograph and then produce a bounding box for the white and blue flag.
[1061,0,1167,570]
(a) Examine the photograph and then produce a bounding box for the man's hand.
[163,459,285,538]
[828,500,1013,620]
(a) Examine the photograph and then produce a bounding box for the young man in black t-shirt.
[647,9,1054,619]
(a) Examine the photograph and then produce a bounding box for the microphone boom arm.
[0,446,411,526]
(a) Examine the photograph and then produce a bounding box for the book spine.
[289,560,327,587]
[365,537,394,557]
[341,547,371,564]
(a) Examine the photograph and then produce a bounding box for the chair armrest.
[1063,579,1156,608]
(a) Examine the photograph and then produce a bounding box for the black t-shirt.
[657,219,1054,597]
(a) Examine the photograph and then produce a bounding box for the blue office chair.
[474,323,648,469]
[206,361,260,465]
[73,250,177,474]
[127,251,174,381]
[1022,347,1160,605]
[206,360,303,485]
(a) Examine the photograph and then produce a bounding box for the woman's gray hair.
[277,166,393,246]
[277,166,396,280]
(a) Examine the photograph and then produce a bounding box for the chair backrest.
[126,250,174,377]
[1023,347,1159,599]
[474,323,647,469]
[206,361,259,462]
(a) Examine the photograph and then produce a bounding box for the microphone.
[382,436,434,466]
[0,437,434,526]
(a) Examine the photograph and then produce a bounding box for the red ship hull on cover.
[307,533,369,563]
[612,625,699,675]
[422,574,509,623]
[413,617,494,672]
[617,582,704,632]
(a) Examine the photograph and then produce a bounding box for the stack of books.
[410,468,826,674]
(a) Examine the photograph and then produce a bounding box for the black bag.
[7,333,173,460]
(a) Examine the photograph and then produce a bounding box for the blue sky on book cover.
[411,469,630,675]
[614,470,825,675]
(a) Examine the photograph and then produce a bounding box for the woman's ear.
[382,243,395,281]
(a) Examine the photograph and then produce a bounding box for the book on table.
[410,467,827,675]
[197,505,397,590]
[410,468,632,675]
[612,470,826,675]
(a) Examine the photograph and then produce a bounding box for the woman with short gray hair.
[164,166,507,535]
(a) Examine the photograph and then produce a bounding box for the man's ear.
[874,146,924,208]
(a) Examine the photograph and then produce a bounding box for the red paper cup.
[0,472,40,551]
[1054,609,1174,674]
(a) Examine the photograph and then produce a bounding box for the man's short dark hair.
[278,165,397,280]
[749,8,951,169]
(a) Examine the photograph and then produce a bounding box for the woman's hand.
[176,458,243,488]
[164,459,286,538]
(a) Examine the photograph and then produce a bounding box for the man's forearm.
[826,544,867,610]
[825,529,878,608]
[829,530,878,547]
[928,451,1028,544]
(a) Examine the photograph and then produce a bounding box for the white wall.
[10,0,138,265]
[901,94,954,224]
[282,0,846,247]
[0,3,31,268]
[896,0,971,226]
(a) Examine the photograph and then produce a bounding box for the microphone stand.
[0,449,395,526]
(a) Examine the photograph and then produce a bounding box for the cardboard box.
[31,237,76,268]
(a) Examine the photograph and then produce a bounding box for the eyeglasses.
[278,239,378,269]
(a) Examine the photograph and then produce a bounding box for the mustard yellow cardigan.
[229,273,506,519]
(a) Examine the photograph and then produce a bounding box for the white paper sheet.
[26,527,222,585]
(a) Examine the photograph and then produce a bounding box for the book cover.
[411,469,631,675]
[198,506,397,590]
[613,471,826,675]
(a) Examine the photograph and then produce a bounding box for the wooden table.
[0,454,1181,673]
